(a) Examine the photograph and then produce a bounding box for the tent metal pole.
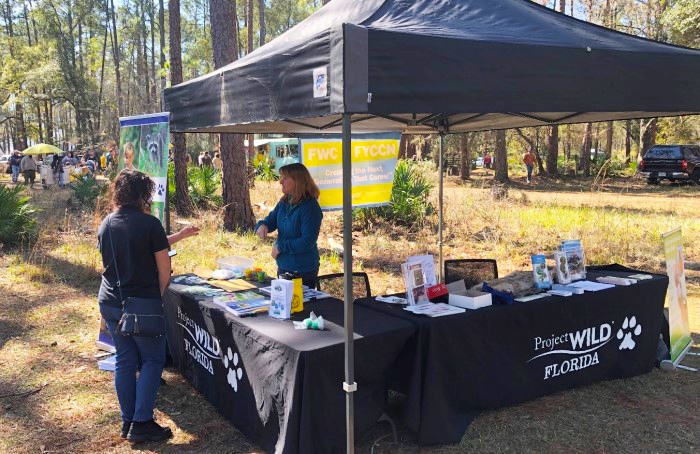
[438,132,445,282]
[342,113,356,454]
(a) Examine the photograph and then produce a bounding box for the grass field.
[0,170,698,453]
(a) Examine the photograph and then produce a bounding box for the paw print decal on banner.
[223,347,244,392]
[617,316,642,350]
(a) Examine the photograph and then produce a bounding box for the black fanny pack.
[107,214,166,337]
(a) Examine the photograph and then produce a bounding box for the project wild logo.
[223,347,244,392]
[616,316,642,350]
[529,314,643,380]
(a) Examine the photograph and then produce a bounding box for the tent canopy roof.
[164,0,700,134]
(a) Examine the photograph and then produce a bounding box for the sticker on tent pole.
[313,66,328,98]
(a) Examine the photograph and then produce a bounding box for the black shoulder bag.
[107,214,166,337]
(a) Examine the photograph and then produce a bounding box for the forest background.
[2,0,700,227]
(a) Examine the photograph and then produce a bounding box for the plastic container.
[217,256,254,274]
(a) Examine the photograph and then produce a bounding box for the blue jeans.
[11,165,19,183]
[526,164,534,181]
[100,304,166,423]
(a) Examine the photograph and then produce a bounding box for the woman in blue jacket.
[256,163,323,288]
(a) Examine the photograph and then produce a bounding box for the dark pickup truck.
[638,144,700,184]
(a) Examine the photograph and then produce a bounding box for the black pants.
[23,170,35,186]
[278,268,319,289]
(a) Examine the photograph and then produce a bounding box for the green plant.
[68,175,107,209]
[0,185,37,246]
[355,159,434,229]
[188,164,222,207]
[255,159,279,182]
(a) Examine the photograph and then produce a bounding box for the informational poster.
[661,227,692,363]
[118,113,170,225]
[300,133,400,210]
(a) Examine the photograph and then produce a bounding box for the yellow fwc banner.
[301,134,400,210]
[661,227,692,363]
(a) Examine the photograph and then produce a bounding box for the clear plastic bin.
[217,256,254,273]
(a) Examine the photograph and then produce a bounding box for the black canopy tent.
[164,0,700,451]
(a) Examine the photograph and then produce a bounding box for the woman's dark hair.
[109,169,154,211]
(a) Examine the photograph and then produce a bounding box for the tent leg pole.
[342,113,355,454]
[439,132,445,282]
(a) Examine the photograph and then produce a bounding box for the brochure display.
[531,255,552,289]
[269,279,293,320]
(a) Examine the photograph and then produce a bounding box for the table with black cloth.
[355,269,669,445]
[163,278,416,454]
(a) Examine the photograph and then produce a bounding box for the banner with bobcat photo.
[118,113,170,225]
[661,227,692,363]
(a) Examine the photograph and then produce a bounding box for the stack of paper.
[259,286,331,302]
[213,292,270,316]
[569,281,615,292]
[404,303,465,317]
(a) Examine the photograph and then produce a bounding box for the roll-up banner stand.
[660,227,694,370]
[96,113,171,353]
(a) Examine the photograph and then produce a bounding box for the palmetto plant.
[355,159,434,229]
[0,185,37,246]
[69,175,107,209]
[188,165,222,208]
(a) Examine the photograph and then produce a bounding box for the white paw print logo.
[222,347,244,392]
[617,316,642,350]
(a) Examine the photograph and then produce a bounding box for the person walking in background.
[484,153,492,170]
[9,151,21,184]
[201,151,212,167]
[197,151,204,167]
[212,152,223,171]
[523,148,536,183]
[51,153,64,188]
[20,153,37,188]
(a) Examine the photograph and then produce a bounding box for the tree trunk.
[159,0,166,102]
[640,118,657,161]
[605,120,613,159]
[494,129,508,182]
[582,122,592,177]
[210,0,254,231]
[257,0,265,46]
[624,119,631,164]
[460,133,470,180]
[150,0,157,109]
[169,0,192,215]
[546,125,558,175]
[109,0,123,117]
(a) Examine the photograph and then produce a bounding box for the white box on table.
[448,290,492,310]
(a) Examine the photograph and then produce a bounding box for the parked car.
[474,156,484,168]
[638,144,700,184]
[0,154,9,173]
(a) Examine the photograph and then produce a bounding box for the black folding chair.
[444,259,498,287]
[316,272,372,300]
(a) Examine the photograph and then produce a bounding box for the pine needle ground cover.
[0,175,698,453]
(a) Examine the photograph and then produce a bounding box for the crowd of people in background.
[5,144,116,189]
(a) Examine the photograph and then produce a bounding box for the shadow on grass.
[33,253,101,296]
[0,317,24,349]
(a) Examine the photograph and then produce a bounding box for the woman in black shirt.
[97,170,196,443]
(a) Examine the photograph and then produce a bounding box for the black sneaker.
[127,420,173,443]
[121,421,132,439]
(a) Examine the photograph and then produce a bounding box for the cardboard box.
[449,290,492,310]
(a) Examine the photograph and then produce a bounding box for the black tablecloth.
[163,280,415,454]
[356,269,669,445]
